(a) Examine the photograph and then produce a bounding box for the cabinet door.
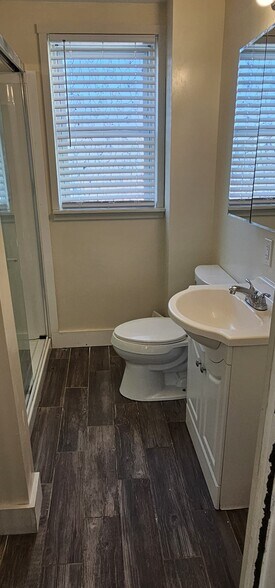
[187,338,205,431]
[200,356,231,484]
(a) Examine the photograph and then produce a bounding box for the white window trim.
[38,25,166,220]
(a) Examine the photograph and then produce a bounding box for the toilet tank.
[195,265,234,286]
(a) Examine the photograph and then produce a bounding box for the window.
[45,34,164,214]
[229,40,275,206]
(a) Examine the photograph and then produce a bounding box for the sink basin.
[168,285,271,348]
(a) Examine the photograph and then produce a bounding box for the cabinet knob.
[196,360,202,368]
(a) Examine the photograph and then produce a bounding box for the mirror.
[228,25,275,231]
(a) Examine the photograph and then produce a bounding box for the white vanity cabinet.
[186,337,268,509]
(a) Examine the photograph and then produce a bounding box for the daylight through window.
[48,36,160,210]
[229,41,275,205]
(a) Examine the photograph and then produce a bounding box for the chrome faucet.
[229,279,271,311]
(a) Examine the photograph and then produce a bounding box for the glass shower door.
[0,73,47,404]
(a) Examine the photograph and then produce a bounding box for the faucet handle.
[256,292,271,311]
[245,278,258,295]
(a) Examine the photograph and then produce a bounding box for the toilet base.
[119,363,187,402]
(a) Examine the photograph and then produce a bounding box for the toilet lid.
[114,317,187,345]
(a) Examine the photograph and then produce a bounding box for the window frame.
[38,28,166,219]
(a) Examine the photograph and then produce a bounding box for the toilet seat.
[112,331,188,357]
[114,317,187,345]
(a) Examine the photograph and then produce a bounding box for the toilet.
[111,265,234,402]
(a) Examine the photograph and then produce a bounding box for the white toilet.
[111,265,234,401]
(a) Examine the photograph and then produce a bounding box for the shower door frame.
[23,71,58,430]
[0,37,57,430]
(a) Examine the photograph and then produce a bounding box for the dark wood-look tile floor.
[0,346,248,587]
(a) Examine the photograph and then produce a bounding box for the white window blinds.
[229,42,275,203]
[48,37,159,209]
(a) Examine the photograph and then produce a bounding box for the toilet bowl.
[111,317,188,401]
[112,265,235,402]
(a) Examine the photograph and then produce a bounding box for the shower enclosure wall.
[0,38,49,420]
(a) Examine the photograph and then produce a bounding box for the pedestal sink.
[168,285,271,348]
[168,283,273,509]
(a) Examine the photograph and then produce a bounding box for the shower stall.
[0,37,50,422]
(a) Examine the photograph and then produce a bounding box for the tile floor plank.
[164,558,210,588]
[162,399,186,422]
[0,485,51,588]
[115,402,139,426]
[90,346,110,371]
[115,423,148,480]
[40,563,83,588]
[88,370,114,426]
[50,348,71,360]
[0,346,245,587]
[84,517,124,588]
[31,408,62,483]
[138,402,172,448]
[0,537,7,566]
[84,426,118,517]
[115,395,147,480]
[119,478,166,588]
[0,538,32,588]
[66,348,89,388]
[169,422,214,510]
[43,453,84,566]
[24,485,52,588]
[40,359,69,407]
[146,447,200,560]
[227,509,248,553]
[193,509,242,588]
[58,388,87,452]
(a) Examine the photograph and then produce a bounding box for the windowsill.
[50,207,166,221]
[229,204,275,215]
[0,211,14,222]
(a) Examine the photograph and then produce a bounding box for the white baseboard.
[52,329,113,348]
[0,473,42,535]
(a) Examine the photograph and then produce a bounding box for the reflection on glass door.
[0,72,48,405]
[0,126,33,397]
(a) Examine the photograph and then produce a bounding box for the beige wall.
[0,0,225,333]
[215,0,275,283]
[0,1,167,332]
[166,0,225,297]
[51,218,165,330]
